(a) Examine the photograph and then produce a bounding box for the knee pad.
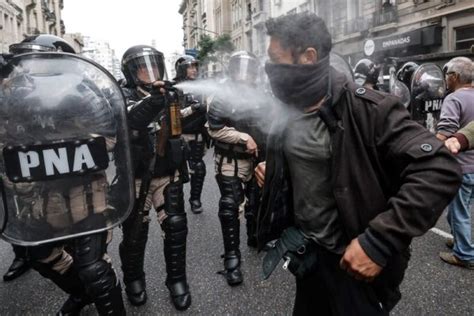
[162,213,188,244]
[216,175,244,205]
[164,181,185,216]
[219,195,240,215]
[72,232,107,268]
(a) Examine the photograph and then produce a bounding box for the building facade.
[180,0,473,75]
[0,0,65,53]
[82,36,122,80]
[315,0,474,68]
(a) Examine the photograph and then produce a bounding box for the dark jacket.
[258,69,461,309]
[123,87,185,178]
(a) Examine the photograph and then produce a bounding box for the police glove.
[191,100,206,113]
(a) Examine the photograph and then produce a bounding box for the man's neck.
[455,83,473,91]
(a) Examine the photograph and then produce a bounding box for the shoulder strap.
[348,82,386,104]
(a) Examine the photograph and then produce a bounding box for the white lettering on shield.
[18,152,40,177]
[18,144,97,177]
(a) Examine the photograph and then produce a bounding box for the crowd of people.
[0,11,472,316]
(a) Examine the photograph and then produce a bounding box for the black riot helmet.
[9,34,75,55]
[228,51,259,83]
[175,55,199,81]
[353,59,380,86]
[396,62,419,89]
[121,45,166,89]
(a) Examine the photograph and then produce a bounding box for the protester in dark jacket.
[255,12,461,315]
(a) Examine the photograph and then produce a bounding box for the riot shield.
[330,53,353,82]
[410,63,445,133]
[0,53,134,245]
[389,67,411,108]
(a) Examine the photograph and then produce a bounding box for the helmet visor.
[9,43,56,55]
[126,53,166,85]
[229,56,258,82]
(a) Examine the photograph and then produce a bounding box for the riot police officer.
[0,37,132,315]
[397,61,446,133]
[353,58,381,89]
[119,45,191,310]
[174,55,208,214]
[207,51,268,286]
[2,34,77,283]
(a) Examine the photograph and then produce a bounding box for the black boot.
[189,199,203,214]
[124,278,147,306]
[216,174,244,286]
[57,294,92,316]
[119,202,149,306]
[3,257,30,282]
[162,180,191,311]
[222,250,243,286]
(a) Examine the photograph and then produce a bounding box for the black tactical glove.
[190,100,206,113]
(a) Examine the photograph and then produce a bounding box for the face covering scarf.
[265,56,330,111]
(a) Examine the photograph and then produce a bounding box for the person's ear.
[298,47,318,65]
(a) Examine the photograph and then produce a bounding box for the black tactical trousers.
[292,246,389,316]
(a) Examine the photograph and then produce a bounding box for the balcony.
[344,16,372,35]
[25,0,37,10]
[373,6,398,27]
[46,11,56,23]
[252,10,267,27]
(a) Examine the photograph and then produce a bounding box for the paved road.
[0,151,472,315]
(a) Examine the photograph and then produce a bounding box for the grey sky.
[62,0,184,59]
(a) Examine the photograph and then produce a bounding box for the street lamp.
[183,24,219,35]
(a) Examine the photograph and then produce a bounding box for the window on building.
[347,0,360,20]
[382,0,396,8]
[456,25,474,50]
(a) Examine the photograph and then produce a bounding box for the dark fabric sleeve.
[127,94,165,130]
[455,120,474,150]
[358,98,462,264]
[452,133,469,151]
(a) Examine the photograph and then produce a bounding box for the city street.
[0,150,472,315]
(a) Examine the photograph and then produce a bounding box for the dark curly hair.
[265,12,332,60]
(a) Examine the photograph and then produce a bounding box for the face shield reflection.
[229,57,258,82]
[127,54,166,85]
[411,64,445,101]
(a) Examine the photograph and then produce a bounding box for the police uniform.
[118,45,191,311]
[0,50,130,315]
